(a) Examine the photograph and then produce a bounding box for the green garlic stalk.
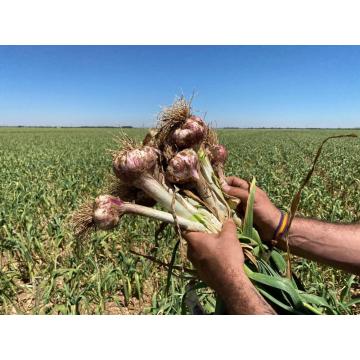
[93,195,210,232]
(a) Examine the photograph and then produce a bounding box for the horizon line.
[1,126,359,130]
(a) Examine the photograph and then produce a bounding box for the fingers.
[222,184,249,203]
[183,231,213,266]
[186,243,197,265]
[222,176,250,198]
[182,230,211,245]
[183,219,237,242]
[225,176,250,190]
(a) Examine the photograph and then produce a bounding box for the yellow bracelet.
[274,212,289,240]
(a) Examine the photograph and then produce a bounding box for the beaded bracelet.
[273,211,289,241]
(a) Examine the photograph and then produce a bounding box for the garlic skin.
[165,149,200,184]
[172,116,206,148]
[210,144,228,166]
[113,146,159,182]
[93,195,124,230]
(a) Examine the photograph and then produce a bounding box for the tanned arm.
[278,218,360,275]
[223,176,360,275]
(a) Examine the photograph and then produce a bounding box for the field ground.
[0,127,359,314]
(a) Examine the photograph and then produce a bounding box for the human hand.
[183,219,277,314]
[182,219,245,294]
[222,176,281,242]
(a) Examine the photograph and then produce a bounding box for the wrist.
[216,270,270,315]
[255,209,282,242]
[273,211,290,241]
[213,265,247,298]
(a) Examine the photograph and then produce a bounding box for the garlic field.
[0,127,359,314]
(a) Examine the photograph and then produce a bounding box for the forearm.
[215,269,276,315]
[277,217,360,275]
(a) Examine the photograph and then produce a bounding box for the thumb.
[182,230,209,245]
[222,184,249,203]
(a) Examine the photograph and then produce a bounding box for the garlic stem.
[193,175,224,221]
[123,203,209,232]
[198,148,231,216]
[136,174,197,219]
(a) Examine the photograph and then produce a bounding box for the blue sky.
[0,45,360,128]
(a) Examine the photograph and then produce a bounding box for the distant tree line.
[8,125,135,128]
